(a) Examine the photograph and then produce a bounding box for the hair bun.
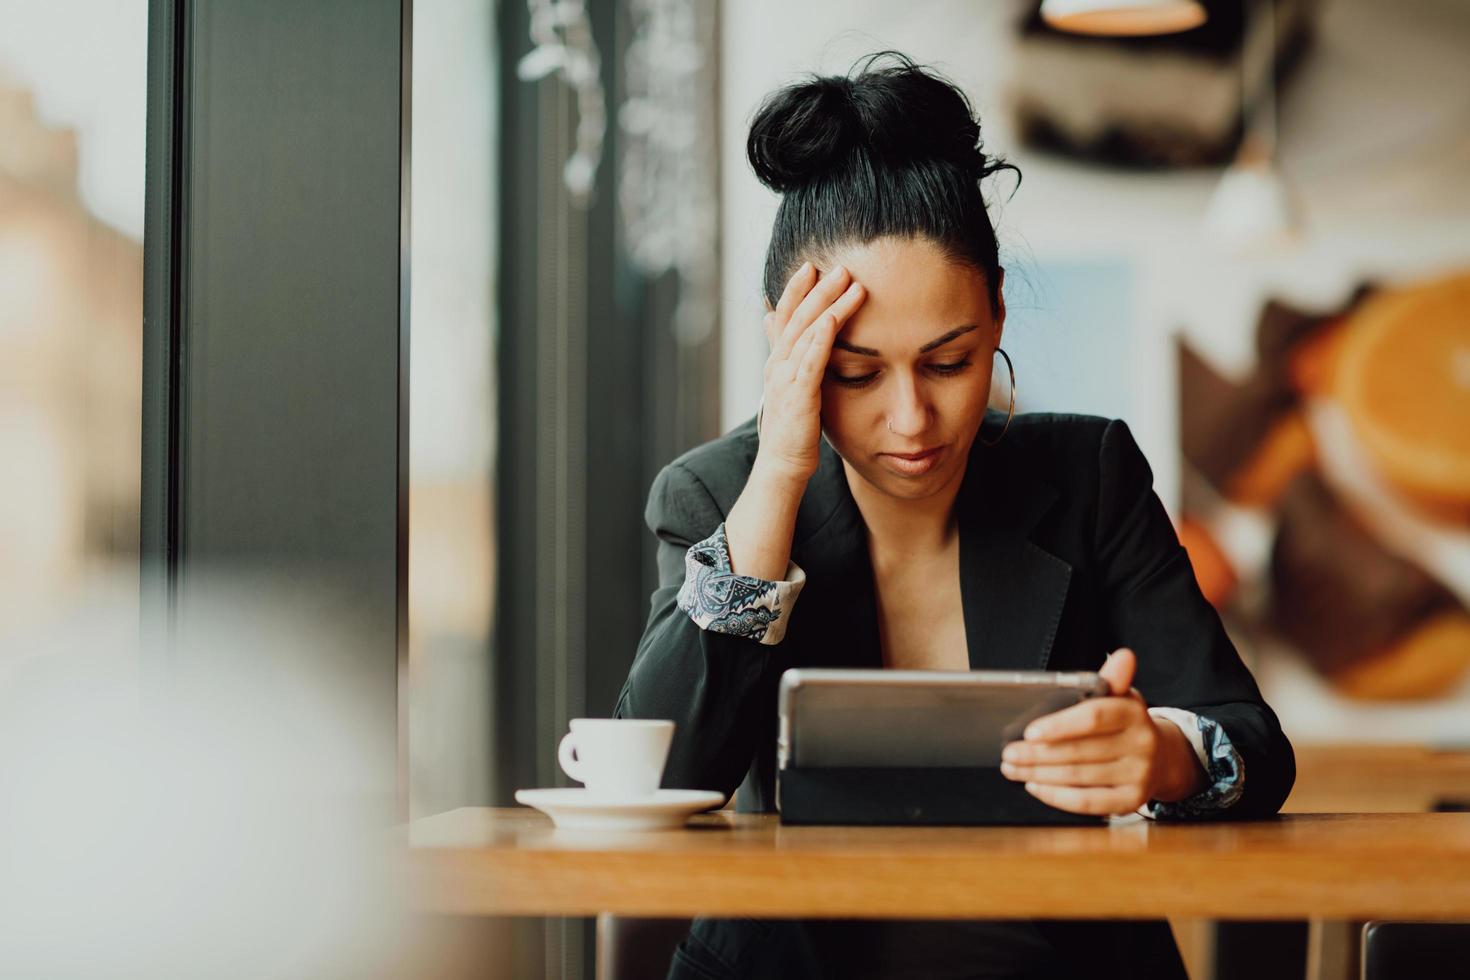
[747,52,994,195]
[747,76,860,194]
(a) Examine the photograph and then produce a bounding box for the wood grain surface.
[1284,742,1470,813]
[404,808,1470,921]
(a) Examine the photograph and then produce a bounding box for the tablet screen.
[779,668,1108,768]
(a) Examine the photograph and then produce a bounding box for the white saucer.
[514,787,726,831]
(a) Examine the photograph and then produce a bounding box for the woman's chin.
[853,456,958,500]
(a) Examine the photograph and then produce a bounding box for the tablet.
[777,667,1112,769]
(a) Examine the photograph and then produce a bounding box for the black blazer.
[617,411,1295,818]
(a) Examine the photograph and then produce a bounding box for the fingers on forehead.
[785,271,849,333]
[831,281,865,317]
[780,262,812,298]
[776,264,815,316]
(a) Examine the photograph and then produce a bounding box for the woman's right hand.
[757,261,866,484]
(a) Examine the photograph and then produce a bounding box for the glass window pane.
[0,0,146,632]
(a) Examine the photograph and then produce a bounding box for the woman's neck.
[842,456,969,559]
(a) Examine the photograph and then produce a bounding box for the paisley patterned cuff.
[1138,710,1245,820]
[675,522,807,646]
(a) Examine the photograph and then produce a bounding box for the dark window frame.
[142,0,411,816]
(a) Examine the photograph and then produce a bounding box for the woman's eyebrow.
[832,324,979,357]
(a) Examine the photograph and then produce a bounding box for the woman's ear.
[993,268,1007,346]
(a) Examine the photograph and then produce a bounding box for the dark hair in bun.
[747,51,1018,316]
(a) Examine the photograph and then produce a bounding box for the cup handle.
[557,731,585,784]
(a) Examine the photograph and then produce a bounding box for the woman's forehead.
[827,237,991,351]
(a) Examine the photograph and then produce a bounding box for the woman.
[616,52,1295,980]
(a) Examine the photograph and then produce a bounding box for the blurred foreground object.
[0,574,431,980]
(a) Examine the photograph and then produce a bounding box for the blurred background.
[1,0,1467,978]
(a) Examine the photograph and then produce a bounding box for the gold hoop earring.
[979,347,1015,447]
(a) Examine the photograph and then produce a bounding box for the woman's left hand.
[998,648,1206,816]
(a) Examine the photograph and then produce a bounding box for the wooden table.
[1285,743,1470,813]
[405,808,1470,922]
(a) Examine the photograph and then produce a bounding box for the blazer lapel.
[789,424,1072,673]
[791,435,883,669]
[957,437,1072,672]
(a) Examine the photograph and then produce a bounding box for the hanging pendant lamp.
[1204,0,1301,250]
[1203,134,1299,250]
[1040,0,1207,36]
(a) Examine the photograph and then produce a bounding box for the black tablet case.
[778,765,1106,826]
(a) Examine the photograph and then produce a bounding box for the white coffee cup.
[558,718,674,799]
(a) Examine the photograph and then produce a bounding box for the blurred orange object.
[1331,611,1470,701]
[1177,517,1237,609]
[1287,317,1348,397]
[1226,410,1316,509]
[1337,271,1470,516]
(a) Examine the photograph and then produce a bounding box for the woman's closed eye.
[826,359,974,389]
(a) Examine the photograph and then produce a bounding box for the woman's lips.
[880,445,945,476]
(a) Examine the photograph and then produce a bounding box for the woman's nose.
[885,375,931,438]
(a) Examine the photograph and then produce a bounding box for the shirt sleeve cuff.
[675,522,807,646]
[1136,708,1246,820]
